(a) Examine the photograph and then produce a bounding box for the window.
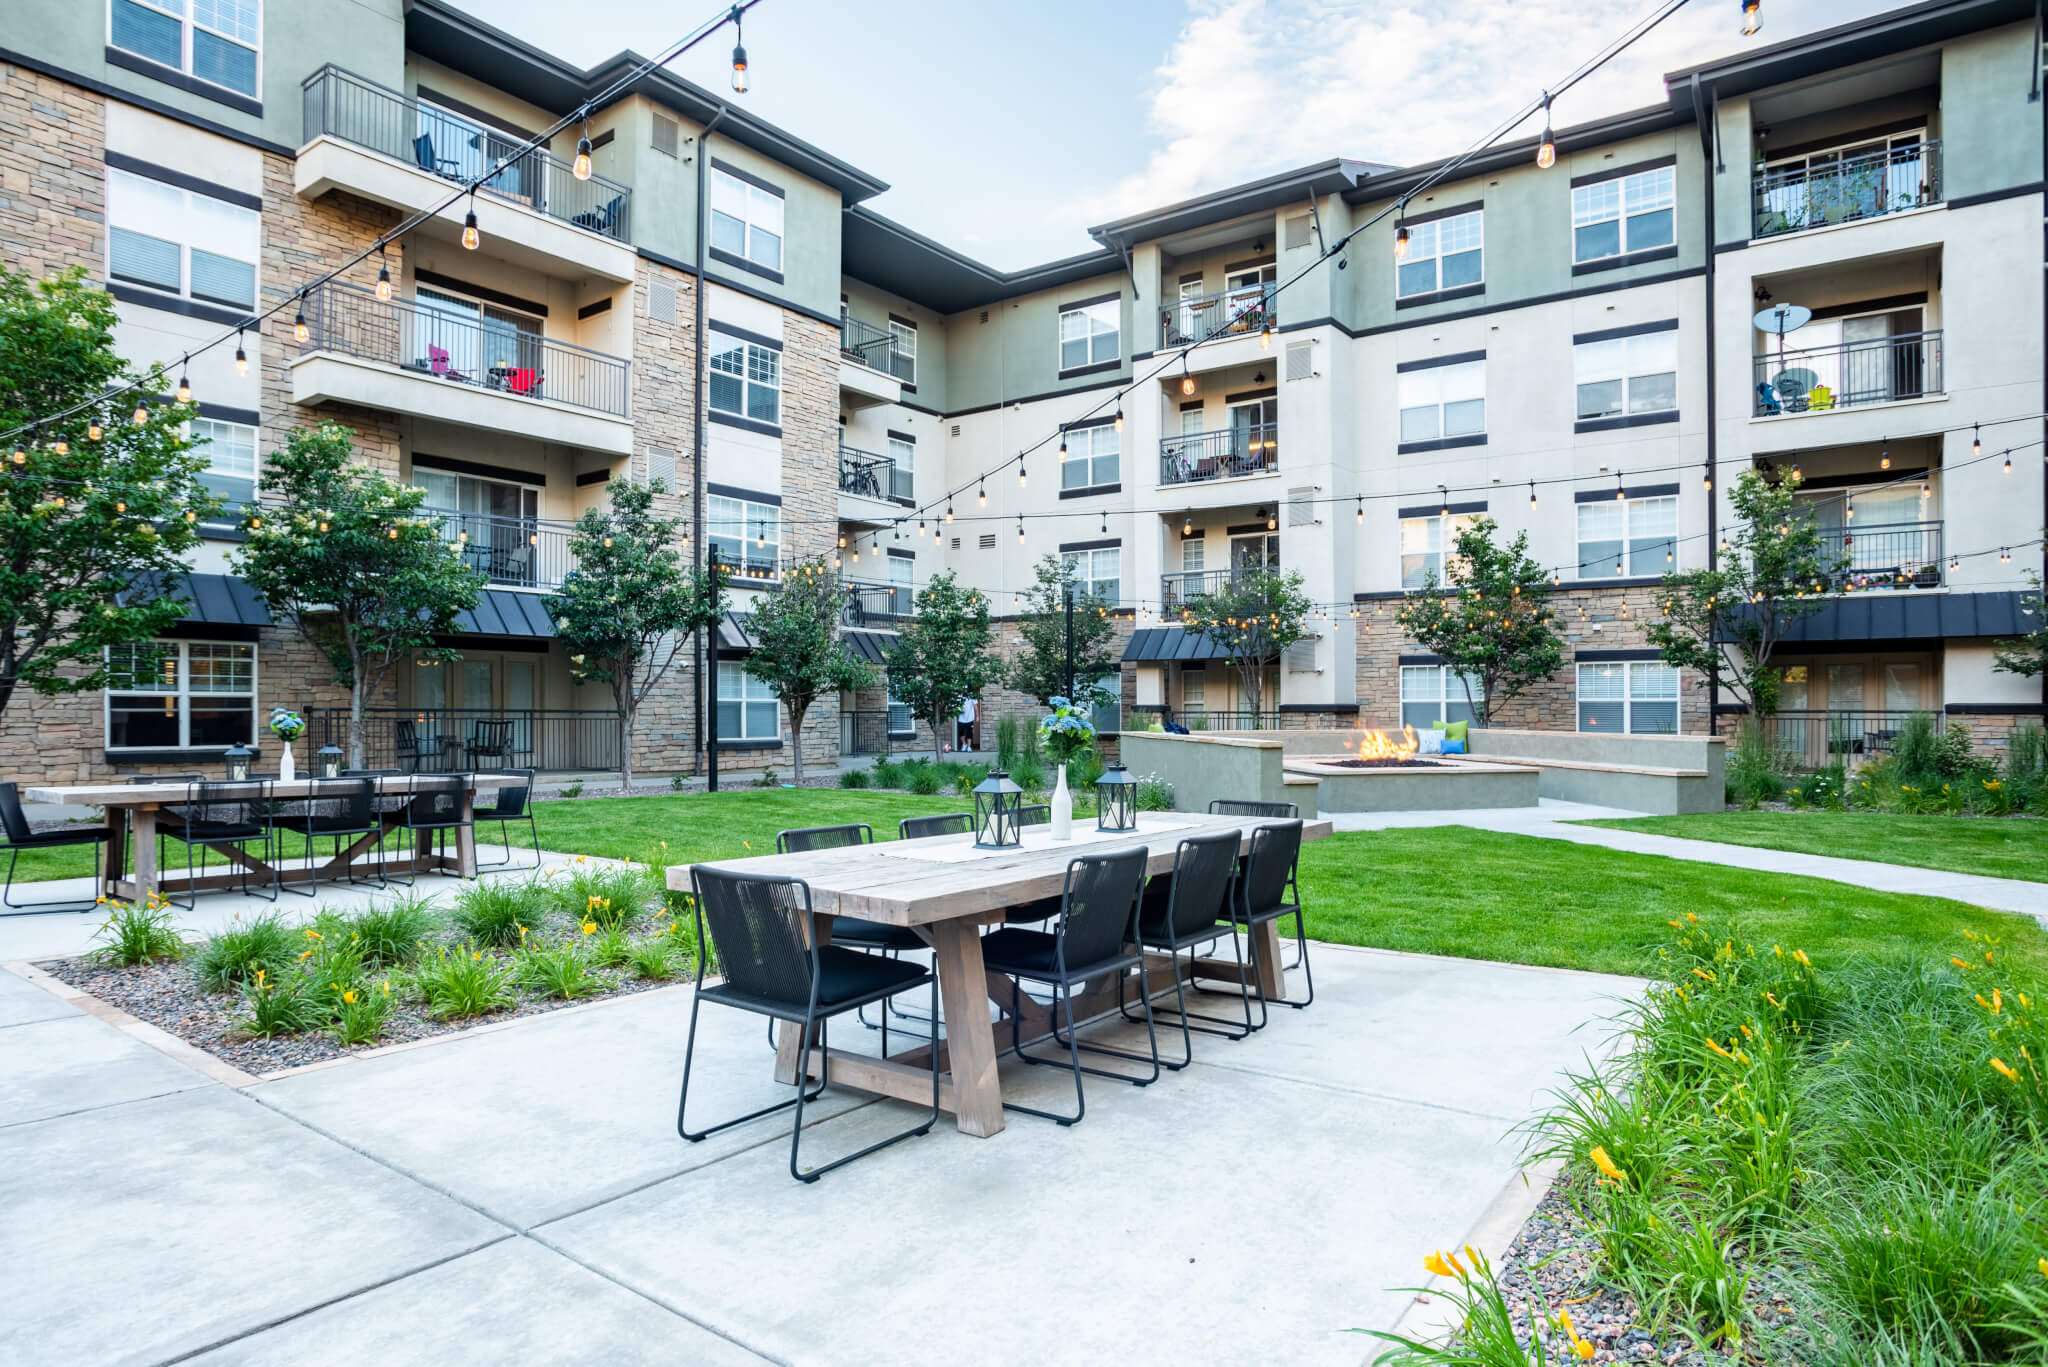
[887,434,915,475]
[1061,546,1120,604]
[708,494,779,577]
[1572,165,1676,263]
[1576,495,1677,578]
[885,686,914,736]
[707,329,780,426]
[107,168,257,310]
[1396,210,1483,298]
[1398,360,1485,444]
[887,319,916,384]
[190,418,256,506]
[1400,665,1483,729]
[106,639,256,750]
[709,168,783,273]
[1058,299,1119,371]
[412,285,543,385]
[1400,512,1477,589]
[415,466,540,581]
[884,553,913,615]
[1060,424,1119,490]
[717,660,779,741]
[1181,539,1205,572]
[1085,674,1121,734]
[1181,664,1206,707]
[1578,661,1679,734]
[111,0,260,97]
[1575,330,1677,421]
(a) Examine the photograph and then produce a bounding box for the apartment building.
[0,0,2040,784]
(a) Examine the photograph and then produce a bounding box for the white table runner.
[876,813,1196,863]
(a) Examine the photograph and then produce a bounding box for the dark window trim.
[942,375,1124,419]
[887,312,918,330]
[577,297,613,320]
[1948,182,2044,210]
[575,469,611,487]
[105,743,260,764]
[709,156,786,198]
[1397,654,1444,666]
[1057,290,1121,313]
[1402,199,1483,226]
[196,525,250,544]
[1396,349,1485,373]
[707,411,782,439]
[884,546,916,560]
[1224,386,1278,404]
[1573,483,1680,503]
[1571,244,1679,276]
[103,46,261,117]
[1224,255,1276,274]
[1575,647,1666,662]
[192,402,259,426]
[1396,500,1487,519]
[1569,154,1678,188]
[414,85,539,140]
[1574,318,1679,345]
[1225,522,1273,537]
[1394,282,1485,311]
[106,282,250,328]
[707,482,782,506]
[1356,265,1704,339]
[710,320,783,352]
[413,453,547,486]
[103,150,261,211]
[885,429,917,445]
[708,246,785,285]
[1809,291,1927,321]
[1057,358,1122,381]
[414,269,548,318]
[588,128,615,151]
[1177,271,1204,284]
[1065,414,1118,432]
[1057,483,1122,500]
[1178,399,1204,412]
[1575,410,1680,434]
[1059,538,1121,553]
[1397,434,1488,455]
[1796,467,1927,492]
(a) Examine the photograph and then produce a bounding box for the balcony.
[839,445,913,506]
[1820,520,1945,591]
[1753,141,1941,240]
[297,66,635,282]
[292,281,634,453]
[709,545,783,583]
[840,580,912,628]
[1753,709,1941,769]
[838,314,908,410]
[426,506,578,591]
[1753,331,1942,417]
[312,706,621,773]
[1160,424,1280,486]
[1161,284,1277,348]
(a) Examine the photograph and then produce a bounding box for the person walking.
[956,697,978,752]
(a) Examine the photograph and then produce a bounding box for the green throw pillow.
[1443,721,1469,742]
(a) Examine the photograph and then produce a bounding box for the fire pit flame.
[1344,726,1420,761]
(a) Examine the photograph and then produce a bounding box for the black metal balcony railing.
[841,708,919,756]
[300,281,631,419]
[1162,284,1277,347]
[840,580,911,628]
[708,544,782,582]
[1160,423,1280,486]
[301,66,632,242]
[1753,140,1940,239]
[1172,710,1352,732]
[839,315,913,382]
[419,505,578,591]
[1753,709,1942,770]
[838,445,914,504]
[311,707,622,773]
[1159,568,1257,611]
[1752,330,1942,416]
[1819,520,1945,591]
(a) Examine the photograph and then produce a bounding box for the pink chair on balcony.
[503,367,542,398]
[428,346,470,384]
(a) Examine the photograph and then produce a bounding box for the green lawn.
[522,788,971,866]
[1574,811,2048,886]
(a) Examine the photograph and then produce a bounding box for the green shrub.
[1136,774,1175,811]
[342,892,438,968]
[410,942,516,1019]
[1726,717,1784,809]
[870,758,903,788]
[1010,755,1045,790]
[553,860,658,928]
[90,896,185,966]
[515,938,599,1000]
[1786,764,1847,811]
[587,922,633,970]
[194,911,294,992]
[1933,721,1983,779]
[1022,718,1043,761]
[757,767,779,788]
[559,779,585,799]
[670,773,687,792]
[906,765,943,795]
[239,968,314,1037]
[995,714,1020,769]
[451,879,544,947]
[625,935,680,980]
[1891,711,1942,781]
[296,933,371,1019]
[330,976,396,1046]
[838,768,869,789]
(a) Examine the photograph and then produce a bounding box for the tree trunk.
[933,707,944,763]
[617,703,635,793]
[788,699,807,786]
[348,678,366,769]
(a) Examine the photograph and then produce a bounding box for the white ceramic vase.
[1051,763,1073,840]
[278,741,295,783]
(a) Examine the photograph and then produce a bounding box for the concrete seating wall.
[1115,732,1288,812]
[1460,728,1725,815]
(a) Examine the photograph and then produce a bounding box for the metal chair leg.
[0,839,106,916]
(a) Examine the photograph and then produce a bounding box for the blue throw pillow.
[1441,738,1466,755]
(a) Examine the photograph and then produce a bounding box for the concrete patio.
[0,933,1635,1366]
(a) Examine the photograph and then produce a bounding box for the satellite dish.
[1753,303,1812,336]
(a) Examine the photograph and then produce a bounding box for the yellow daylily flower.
[1422,1250,1457,1278]
[1589,1146,1628,1183]
[581,920,597,935]
[1953,957,1975,972]
[2038,1257,2047,1281]
[342,990,358,1005]
[1792,949,1812,968]
[1991,1058,2021,1083]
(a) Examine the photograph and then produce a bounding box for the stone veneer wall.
[0,62,105,278]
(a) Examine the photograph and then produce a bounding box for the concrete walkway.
[0,940,1635,1366]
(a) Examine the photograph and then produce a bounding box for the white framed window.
[1400,512,1477,589]
[107,168,258,310]
[1058,299,1119,371]
[1396,210,1483,298]
[1576,495,1677,578]
[105,639,257,750]
[1060,424,1119,490]
[1578,661,1679,734]
[1398,360,1485,444]
[708,168,783,273]
[707,329,780,426]
[886,434,915,475]
[1400,665,1483,729]
[1061,546,1120,604]
[1181,538,1205,572]
[887,319,916,384]
[190,417,256,506]
[885,686,914,736]
[110,0,261,98]
[1181,663,1206,707]
[717,659,780,741]
[1575,330,1678,421]
[708,494,779,578]
[1572,165,1676,263]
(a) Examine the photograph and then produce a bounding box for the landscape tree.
[1646,468,1849,717]
[1183,567,1314,723]
[1993,565,2047,679]
[1008,553,1118,705]
[741,556,876,785]
[234,422,483,767]
[547,477,724,792]
[1396,516,1564,726]
[884,570,1001,762]
[0,265,219,721]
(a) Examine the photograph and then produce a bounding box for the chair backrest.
[898,812,972,840]
[471,718,512,747]
[413,133,436,170]
[1017,804,1051,828]
[395,719,422,751]
[776,823,871,854]
[428,347,450,375]
[0,782,33,844]
[1239,820,1304,916]
[1209,798,1299,818]
[690,867,817,1008]
[308,776,376,826]
[1161,831,1241,937]
[187,780,269,828]
[406,774,468,825]
[1053,846,1149,971]
[480,768,534,818]
[506,368,539,394]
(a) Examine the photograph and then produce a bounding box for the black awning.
[117,571,273,627]
[454,590,556,638]
[716,611,756,652]
[1764,591,2034,645]
[1122,627,1238,663]
[842,629,891,665]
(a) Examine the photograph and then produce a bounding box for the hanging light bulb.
[1356,496,1364,524]
[978,480,987,508]
[1113,404,1124,433]
[2004,450,2013,475]
[1260,320,1272,351]
[1057,428,1067,457]
[2002,547,2012,564]
[9,445,22,466]
[1018,460,1027,489]
[87,420,102,442]
[462,194,481,251]
[1265,506,1277,531]
[1183,512,1193,537]
[234,331,248,377]
[1180,356,1195,396]
[52,437,68,456]
[132,399,149,425]
[1972,423,1982,458]
[1950,553,1960,572]
[293,296,308,344]
[1535,93,1557,169]
[946,501,954,524]
[1879,450,1891,470]
[1920,480,1931,500]
[837,532,846,549]
[1702,463,1712,492]
[1099,510,1108,536]
[730,9,749,93]
[1393,206,1410,259]
[1741,0,1761,35]
[375,245,392,301]
[573,115,594,182]
[1016,516,1025,545]
[1529,481,1538,511]
[176,365,192,404]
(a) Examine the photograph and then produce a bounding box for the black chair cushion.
[814,945,928,1007]
[981,926,1140,981]
[1002,895,1061,925]
[276,814,381,837]
[1239,900,1301,926]
[169,821,264,842]
[830,915,925,952]
[1138,913,1232,947]
[3,826,107,848]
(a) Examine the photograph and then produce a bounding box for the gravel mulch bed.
[41,950,678,1075]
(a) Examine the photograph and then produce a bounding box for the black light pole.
[706,544,722,793]
[1063,580,1076,701]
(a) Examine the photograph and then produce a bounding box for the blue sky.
[455,0,1895,270]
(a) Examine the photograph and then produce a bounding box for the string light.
[730,6,749,92]
[573,114,594,181]
[175,361,192,405]
[1615,472,1625,500]
[1265,506,1277,531]
[293,294,308,344]
[1701,462,1712,492]
[1439,485,1450,517]
[1180,356,1195,396]
[375,244,392,301]
[2004,449,2013,475]
[52,437,67,455]
[1057,427,1066,457]
[2001,547,2012,564]
[978,480,987,508]
[1183,512,1193,537]
[1099,510,1108,536]
[1017,460,1027,489]
[1973,423,1982,458]
[1880,450,1890,470]
[87,421,101,442]
[1950,553,1960,572]
[1920,480,1931,500]
[1113,402,1124,432]
[1393,200,1410,259]
[235,330,248,377]
[945,501,954,524]
[132,399,149,426]
[1741,0,1762,35]
[1356,496,1364,524]
[462,193,481,251]
[1260,319,1272,351]
[1016,516,1025,545]
[1528,480,1537,510]
[1535,93,1557,169]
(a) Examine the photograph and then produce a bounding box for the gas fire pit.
[1283,729,1542,812]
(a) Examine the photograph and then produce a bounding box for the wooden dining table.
[26,773,525,900]
[666,811,1333,1139]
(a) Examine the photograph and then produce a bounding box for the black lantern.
[316,744,345,779]
[1096,761,1139,832]
[972,768,1024,849]
[222,744,253,781]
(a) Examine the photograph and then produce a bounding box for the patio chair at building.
[571,193,625,236]
[1232,820,1312,1026]
[473,768,540,870]
[678,867,939,1183]
[465,719,531,771]
[161,780,279,906]
[269,776,386,898]
[0,781,108,916]
[393,719,450,773]
[897,813,972,839]
[387,774,473,886]
[1124,831,1255,1059]
[979,846,1159,1126]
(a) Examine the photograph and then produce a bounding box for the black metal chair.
[1018,804,1051,827]
[1232,820,1313,1028]
[473,768,540,870]
[393,719,443,773]
[898,813,972,840]
[679,866,939,1182]
[388,774,473,885]
[1208,799,1299,818]
[777,824,925,1045]
[269,777,385,897]
[1122,831,1254,1062]
[161,780,278,905]
[0,781,108,915]
[979,846,1159,1126]
[466,719,530,771]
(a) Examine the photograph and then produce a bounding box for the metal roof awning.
[454,590,556,638]
[842,629,892,665]
[717,611,757,652]
[1122,628,1240,663]
[1751,590,2034,645]
[117,571,274,628]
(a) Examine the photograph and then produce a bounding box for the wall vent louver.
[651,114,679,158]
[1283,213,1312,251]
[1284,339,1316,381]
[648,281,677,324]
